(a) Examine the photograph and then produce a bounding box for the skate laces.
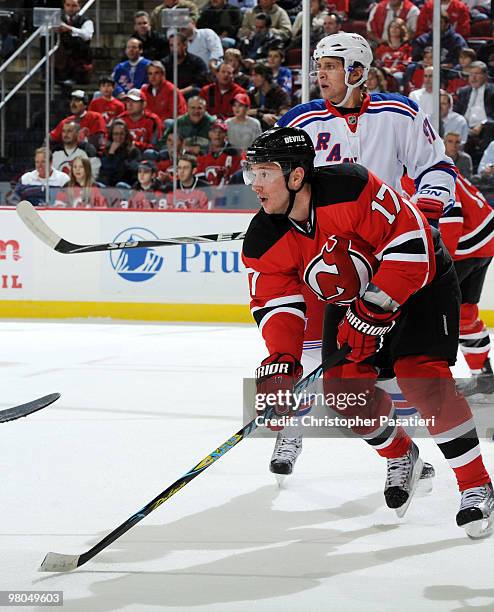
[272,437,301,461]
[386,453,412,488]
[459,485,490,511]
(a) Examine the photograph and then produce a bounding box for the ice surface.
[1,320,493,612]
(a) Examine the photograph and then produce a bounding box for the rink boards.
[0,207,494,325]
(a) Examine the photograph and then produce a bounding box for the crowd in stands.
[3,0,494,208]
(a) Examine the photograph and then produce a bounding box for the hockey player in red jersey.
[273,32,456,480]
[403,171,494,398]
[440,175,494,397]
[242,127,494,537]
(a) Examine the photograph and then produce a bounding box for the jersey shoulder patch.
[243,209,292,260]
[276,99,327,127]
[312,164,369,206]
[369,92,419,113]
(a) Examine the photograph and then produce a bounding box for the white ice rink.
[1,320,494,612]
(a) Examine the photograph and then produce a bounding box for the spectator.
[321,12,342,37]
[440,91,468,145]
[14,148,69,206]
[55,156,108,208]
[404,46,433,94]
[241,13,283,60]
[248,63,291,128]
[19,148,69,188]
[196,120,243,185]
[367,0,419,44]
[118,88,163,151]
[50,90,107,152]
[88,76,125,128]
[413,13,466,68]
[131,11,169,61]
[112,38,151,98]
[443,48,475,94]
[477,141,494,179]
[197,0,243,47]
[141,61,187,125]
[456,47,476,73]
[454,61,494,166]
[416,0,470,38]
[127,160,165,209]
[226,92,262,149]
[289,0,327,49]
[444,132,473,179]
[0,18,18,60]
[266,47,292,95]
[161,96,216,154]
[199,62,247,118]
[163,33,209,97]
[150,0,199,32]
[409,65,434,117]
[366,66,388,93]
[156,132,184,183]
[166,154,210,209]
[238,0,292,45]
[224,48,252,89]
[375,18,411,82]
[52,121,101,179]
[99,119,140,188]
[180,15,224,72]
[53,0,93,84]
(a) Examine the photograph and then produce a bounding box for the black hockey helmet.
[243,127,315,217]
[245,126,315,168]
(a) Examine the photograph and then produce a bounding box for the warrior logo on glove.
[304,236,377,305]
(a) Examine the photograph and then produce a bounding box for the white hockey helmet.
[313,33,373,106]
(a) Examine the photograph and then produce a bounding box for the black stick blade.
[0,393,61,423]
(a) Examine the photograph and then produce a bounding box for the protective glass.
[242,161,287,186]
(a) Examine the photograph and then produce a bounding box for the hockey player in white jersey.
[269,32,456,478]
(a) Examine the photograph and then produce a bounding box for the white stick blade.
[39,552,80,572]
[16,201,61,249]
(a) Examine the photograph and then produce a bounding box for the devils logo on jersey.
[303,236,376,305]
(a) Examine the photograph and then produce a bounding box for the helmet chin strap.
[331,67,366,108]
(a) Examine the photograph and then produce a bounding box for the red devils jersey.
[440,173,494,260]
[50,111,107,144]
[196,147,244,186]
[242,164,436,359]
[117,111,163,150]
[88,97,125,127]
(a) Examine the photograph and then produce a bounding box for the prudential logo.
[109,228,164,282]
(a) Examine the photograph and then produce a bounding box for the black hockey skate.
[270,433,302,486]
[457,359,494,399]
[456,482,494,538]
[384,441,423,517]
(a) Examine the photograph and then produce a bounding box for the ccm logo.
[256,363,290,377]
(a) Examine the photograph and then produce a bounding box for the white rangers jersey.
[276,92,456,206]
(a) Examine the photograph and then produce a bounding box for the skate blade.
[395,457,424,518]
[463,516,494,539]
[39,552,80,572]
[275,474,286,488]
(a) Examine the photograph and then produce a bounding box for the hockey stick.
[39,345,349,572]
[16,201,246,255]
[0,393,60,424]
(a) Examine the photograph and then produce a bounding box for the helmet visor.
[242,161,289,186]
